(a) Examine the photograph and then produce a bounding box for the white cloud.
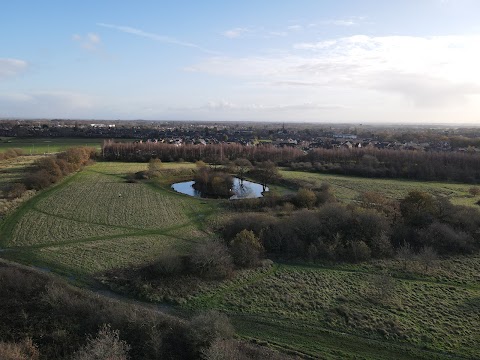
[73,33,102,51]
[223,27,250,38]
[0,58,28,79]
[97,23,217,54]
[287,25,303,31]
[330,19,356,26]
[189,34,480,108]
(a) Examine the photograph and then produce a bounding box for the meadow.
[0,137,110,154]
[280,169,480,207]
[1,156,480,359]
[183,262,480,359]
[0,161,215,277]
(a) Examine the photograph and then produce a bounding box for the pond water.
[171,177,269,199]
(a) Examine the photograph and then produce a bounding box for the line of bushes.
[221,190,480,263]
[6,147,96,199]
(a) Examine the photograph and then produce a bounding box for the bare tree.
[190,240,233,279]
[72,324,130,360]
[254,161,280,191]
[234,158,252,183]
[417,246,438,272]
[396,242,414,271]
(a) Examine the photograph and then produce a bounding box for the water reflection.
[172,177,268,199]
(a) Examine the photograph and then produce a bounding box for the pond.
[171,177,269,199]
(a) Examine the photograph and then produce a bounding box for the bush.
[24,169,53,190]
[150,254,185,277]
[190,240,233,279]
[222,213,276,241]
[72,324,130,360]
[230,230,264,268]
[347,240,371,262]
[189,311,234,351]
[6,183,27,199]
[294,188,317,208]
[420,222,475,255]
[0,338,39,360]
[148,158,163,177]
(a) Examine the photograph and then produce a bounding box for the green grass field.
[0,137,110,154]
[280,169,480,207]
[1,160,480,359]
[183,262,480,359]
[0,161,216,277]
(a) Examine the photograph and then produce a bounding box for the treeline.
[222,190,480,263]
[102,141,303,164]
[0,261,293,360]
[7,147,96,199]
[297,148,480,183]
[103,141,480,183]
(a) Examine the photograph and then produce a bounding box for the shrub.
[148,158,163,177]
[222,213,276,241]
[6,183,27,199]
[468,187,480,196]
[24,169,53,190]
[0,338,39,360]
[189,311,234,351]
[294,188,317,208]
[71,324,130,360]
[348,240,371,262]
[190,240,233,279]
[150,254,185,277]
[230,229,264,268]
[420,222,474,255]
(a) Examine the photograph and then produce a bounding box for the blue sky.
[1,0,480,123]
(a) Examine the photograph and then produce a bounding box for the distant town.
[1,119,480,153]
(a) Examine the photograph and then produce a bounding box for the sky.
[1,0,480,124]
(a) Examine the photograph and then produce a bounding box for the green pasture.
[0,161,216,278]
[0,137,136,154]
[183,262,480,359]
[280,170,480,206]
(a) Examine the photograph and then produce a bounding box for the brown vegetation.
[223,190,480,263]
[0,261,293,360]
[102,141,303,164]
[22,147,96,191]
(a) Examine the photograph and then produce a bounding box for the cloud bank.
[188,34,480,107]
